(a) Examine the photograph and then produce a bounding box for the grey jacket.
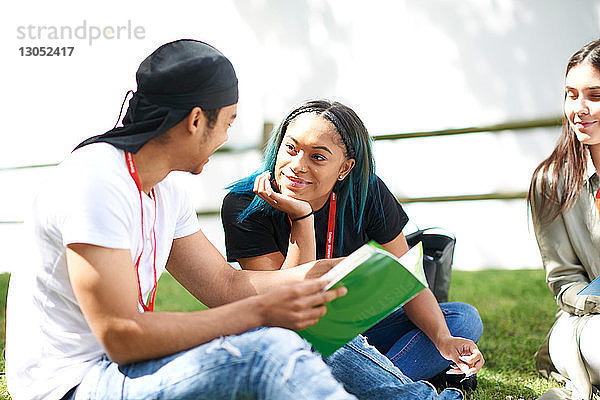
[533,167,600,316]
[532,160,600,400]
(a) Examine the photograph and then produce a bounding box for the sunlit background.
[2,0,600,272]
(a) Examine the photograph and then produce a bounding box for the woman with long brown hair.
[529,39,600,400]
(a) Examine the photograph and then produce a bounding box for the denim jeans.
[326,335,464,399]
[69,328,353,400]
[67,327,464,400]
[363,302,484,381]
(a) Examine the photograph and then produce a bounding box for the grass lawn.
[0,269,563,400]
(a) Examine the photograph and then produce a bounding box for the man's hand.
[254,171,312,219]
[257,279,347,330]
[67,241,347,365]
[436,336,485,376]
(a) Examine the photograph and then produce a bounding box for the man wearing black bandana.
[6,40,464,400]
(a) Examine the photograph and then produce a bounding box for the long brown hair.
[528,39,600,225]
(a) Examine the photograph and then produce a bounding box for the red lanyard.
[325,192,337,259]
[125,152,158,312]
[287,192,337,258]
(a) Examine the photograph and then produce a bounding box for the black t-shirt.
[221,176,409,262]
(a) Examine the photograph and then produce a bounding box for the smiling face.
[273,113,355,210]
[564,63,600,145]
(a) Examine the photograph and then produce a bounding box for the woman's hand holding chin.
[253,171,313,219]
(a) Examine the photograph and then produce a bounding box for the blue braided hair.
[227,99,382,253]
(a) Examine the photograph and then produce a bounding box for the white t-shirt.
[6,143,201,400]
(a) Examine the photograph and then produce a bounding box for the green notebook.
[297,241,428,357]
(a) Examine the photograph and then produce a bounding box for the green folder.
[297,241,428,357]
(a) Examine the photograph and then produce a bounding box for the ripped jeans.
[67,328,463,400]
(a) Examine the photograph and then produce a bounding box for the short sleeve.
[221,192,282,262]
[61,172,132,249]
[364,176,409,244]
[173,184,201,240]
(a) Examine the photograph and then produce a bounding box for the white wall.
[2,0,600,271]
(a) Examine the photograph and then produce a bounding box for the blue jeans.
[363,302,484,381]
[70,328,353,400]
[68,328,463,400]
[326,335,463,399]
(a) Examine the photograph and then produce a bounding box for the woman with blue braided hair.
[221,99,484,390]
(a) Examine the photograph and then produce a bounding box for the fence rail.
[0,116,561,172]
[397,191,528,204]
[191,191,530,219]
[371,116,562,141]
[0,116,561,224]
[0,188,533,224]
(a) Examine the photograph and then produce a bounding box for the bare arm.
[67,239,345,365]
[383,233,484,374]
[166,229,339,305]
[238,251,285,271]
[253,171,316,269]
[283,216,317,268]
[381,234,449,342]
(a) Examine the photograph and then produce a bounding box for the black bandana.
[75,39,238,153]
